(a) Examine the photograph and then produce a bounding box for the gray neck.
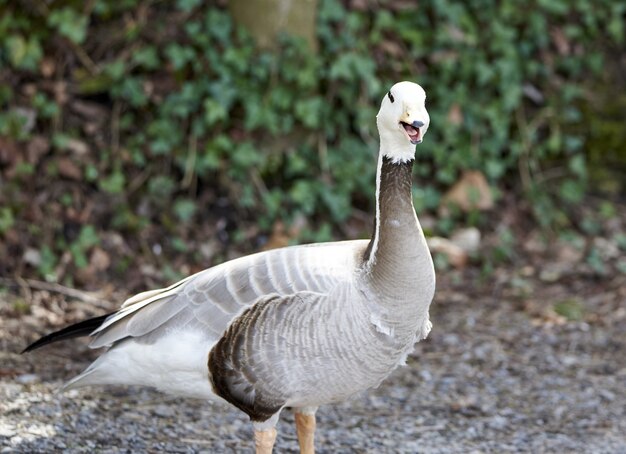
[363,155,433,304]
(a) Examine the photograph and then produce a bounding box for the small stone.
[16,373,40,384]
[488,415,508,430]
[427,237,468,268]
[200,240,219,261]
[12,107,36,134]
[0,424,16,438]
[9,436,23,446]
[40,57,56,78]
[441,170,493,213]
[65,138,90,156]
[450,227,481,253]
[599,389,615,402]
[593,237,620,260]
[57,157,82,180]
[418,214,436,232]
[447,103,463,126]
[560,355,578,367]
[523,83,544,104]
[90,247,111,271]
[419,370,433,382]
[26,136,50,164]
[539,263,569,282]
[556,242,584,263]
[524,232,548,254]
[23,248,42,266]
[153,405,175,418]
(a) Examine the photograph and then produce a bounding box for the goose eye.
[387,91,394,103]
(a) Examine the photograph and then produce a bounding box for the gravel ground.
[1,269,625,453]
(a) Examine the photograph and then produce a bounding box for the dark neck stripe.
[363,156,415,263]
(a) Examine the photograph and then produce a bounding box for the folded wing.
[89,240,367,349]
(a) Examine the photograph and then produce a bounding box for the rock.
[523,83,544,104]
[0,424,16,438]
[12,107,36,135]
[153,405,175,418]
[263,216,308,251]
[419,370,433,382]
[599,389,615,402]
[65,138,90,156]
[39,57,56,78]
[427,237,468,268]
[57,157,82,180]
[89,247,111,272]
[450,227,481,253]
[23,248,42,266]
[560,355,579,367]
[71,100,108,123]
[16,373,40,384]
[539,263,569,282]
[263,221,290,250]
[200,240,219,261]
[447,103,463,126]
[0,137,20,167]
[418,214,437,232]
[26,136,51,164]
[556,242,584,263]
[593,237,620,260]
[488,415,508,430]
[441,170,493,213]
[524,232,548,254]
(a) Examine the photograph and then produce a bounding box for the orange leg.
[254,427,277,454]
[295,410,316,454]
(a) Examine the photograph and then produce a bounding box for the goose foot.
[295,408,317,454]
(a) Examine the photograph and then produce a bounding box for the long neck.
[362,152,433,304]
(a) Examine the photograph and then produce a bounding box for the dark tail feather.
[22,312,114,354]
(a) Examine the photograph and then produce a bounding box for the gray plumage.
[24,81,436,449]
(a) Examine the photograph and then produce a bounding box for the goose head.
[376,81,429,163]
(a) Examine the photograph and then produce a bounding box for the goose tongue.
[402,123,421,143]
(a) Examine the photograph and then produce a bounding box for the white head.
[376,81,430,163]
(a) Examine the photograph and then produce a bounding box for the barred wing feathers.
[89,240,367,349]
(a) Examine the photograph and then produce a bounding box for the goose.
[23,81,435,454]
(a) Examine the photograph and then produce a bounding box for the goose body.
[24,81,435,453]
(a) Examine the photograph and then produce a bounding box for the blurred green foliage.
[0,0,623,284]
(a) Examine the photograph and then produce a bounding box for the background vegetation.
[0,0,624,290]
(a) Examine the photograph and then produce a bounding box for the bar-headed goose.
[24,81,435,454]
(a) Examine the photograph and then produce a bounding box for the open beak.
[400,120,424,144]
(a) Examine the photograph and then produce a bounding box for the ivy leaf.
[0,207,15,233]
[176,0,202,12]
[295,98,323,129]
[173,198,197,224]
[559,180,585,204]
[48,8,88,44]
[132,46,160,70]
[5,35,42,70]
[203,99,228,126]
[99,171,126,194]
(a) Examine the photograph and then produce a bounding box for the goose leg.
[254,427,277,454]
[294,408,317,454]
[253,414,280,454]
